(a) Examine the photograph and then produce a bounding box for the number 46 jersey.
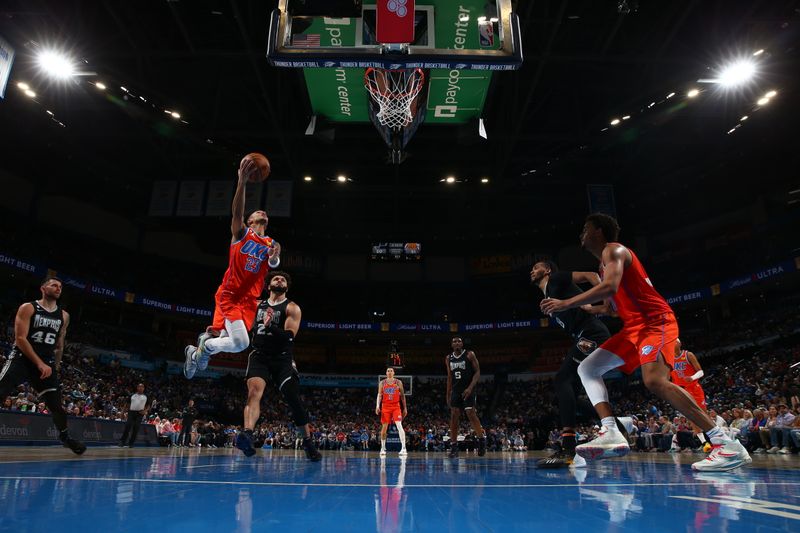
[10,301,64,364]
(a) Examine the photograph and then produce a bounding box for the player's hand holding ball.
[239,152,271,183]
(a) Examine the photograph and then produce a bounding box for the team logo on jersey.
[641,345,655,355]
[450,360,467,370]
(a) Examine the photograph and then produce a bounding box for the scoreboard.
[370,242,422,262]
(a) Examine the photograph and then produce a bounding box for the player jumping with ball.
[184,154,280,378]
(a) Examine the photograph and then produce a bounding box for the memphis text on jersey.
[33,314,63,331]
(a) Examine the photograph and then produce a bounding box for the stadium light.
[765,90,777,98]
[37,50,76,79]
[716,59,756,87]
[687,88,700,98]
[480,177,489,183]
[445,176,456,183]
[17,82,29,90]
[95,82,106,90]
[753,49,764,56]
[24,89,36,98]
[757,97,769,106]
[666,92,675,99]
[170,111,181,119]
[610,118,620,126]
[622,115,631,120]
[740,115,748,121]
[337,175,347,182]
[303,176,313,182]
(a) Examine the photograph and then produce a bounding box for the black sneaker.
[61,435,87,455]
[236,431,256,457]
[303,438,322,462]
[478,436,487,457]
[536,451,573,469]
[448,447,459,458]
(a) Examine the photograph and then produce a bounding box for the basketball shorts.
[599,313,680,374]
[245,351,298,391]
[381,405,403,424]
[211,287,258,332]
[450,388,477,410]
[568,322,611,363]
[0,355,60,396]
[682,382,707,410]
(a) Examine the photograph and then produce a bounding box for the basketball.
[241,152,271,183]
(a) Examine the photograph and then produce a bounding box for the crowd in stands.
[1,302,799,455]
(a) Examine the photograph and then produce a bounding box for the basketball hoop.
[364,68,425,130]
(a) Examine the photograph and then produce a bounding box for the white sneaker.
[778,447,791,454]
[692,439,752,472]
[570,454,587,468]
[195,332,213,371]
[379,449,387,456]
[398,449,408,456]
[576,427,630,461]
[183,345,198,379]
[753,448,765,454]
[766,446,780,454]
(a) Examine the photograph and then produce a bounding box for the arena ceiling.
[1,0,799,251]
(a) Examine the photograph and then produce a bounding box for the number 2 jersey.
[9,301,64,365]
[251,298,293,357]
[219,227,276,301]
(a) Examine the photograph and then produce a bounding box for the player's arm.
[268,241,281,268]
[283,302,301,338]
[571,271,602,286]
[685,351,704,382]
[398,380,407,416]
[445,355,452,408]
[376,380,383,415]
[541,244,627,314]
[464,351,481,398]
[580,300,618,317]
[231,158,259,241]
[13,303,51,379]
[54,310,70,372]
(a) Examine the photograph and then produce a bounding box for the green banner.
[301,1,495,124]
[302,17,371,122]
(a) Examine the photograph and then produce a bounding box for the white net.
[364,68,425,130]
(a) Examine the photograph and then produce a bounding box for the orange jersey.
[381,380,402,407]
[671,350,699,387]
[600,245,674,325]
[219,228,275,299]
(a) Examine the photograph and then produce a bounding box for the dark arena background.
[1,1,800,531]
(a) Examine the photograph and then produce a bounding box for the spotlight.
[610,118,620,126]
[717,59,756,87]
[480,177,489,183]
[17,82,29,90]
[337,175,347,182]
[622,115,630,120]
[37,50,76,79]
[666,92,675,99]
[757,97,769,106]
[445,176,456,183]
[95,82,106,90]
[303,176,313,182]
[753,49,764,56]
[740,115,748,121]
[687,88,699,98]
[765,90,777,98]
[24,89,36,98]
[170,111,181,119]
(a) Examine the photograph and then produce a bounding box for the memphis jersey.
[220,228,275,299]
[671,350,698,387]
[600,244,674,325]
[10,301,64,364]
[448,351,474,389]
[381,380,402,407]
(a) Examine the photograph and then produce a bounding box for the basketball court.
[1,448,798,531]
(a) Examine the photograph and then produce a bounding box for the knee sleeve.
[577,349,623,406]
[279,376,309,427]
[41,390,67,432]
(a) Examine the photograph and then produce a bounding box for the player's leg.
[540,353,582,467]
[575,345,630,460]
[237,376,266,457]
[276,369,321,461]
[394,421,407,455]
[203,319,250,357]
[380,422,390,455]
[464,408,487,456]
[448,407,461,458]
[39,385,86,455]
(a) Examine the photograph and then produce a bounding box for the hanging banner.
[176,181,205,217]
[148,181,177,216]
[0,35,14,99]
[205,180,233,216]
[243,182,264,215]
[266,181,293,218]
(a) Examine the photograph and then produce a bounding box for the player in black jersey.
[235,271,321,461]
[0,278,86,454]
[446,337,487,458]
[531,260,630,468]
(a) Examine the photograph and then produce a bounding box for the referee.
[119,383,149,447]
